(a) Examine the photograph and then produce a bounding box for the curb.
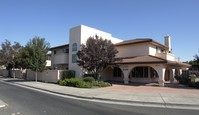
[1,79,199,110]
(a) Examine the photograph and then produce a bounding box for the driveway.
[98,82,199,94]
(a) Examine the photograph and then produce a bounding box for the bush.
[58,78,92,88]
[62,70,75,79]
[84,74,95,78]
[83,77,95,83]
[93,81,111,87]
[76,80,93,88]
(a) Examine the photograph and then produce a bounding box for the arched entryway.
[101,66,124,82]
[165,67,170,81]
[129,66,159,83]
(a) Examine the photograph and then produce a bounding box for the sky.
[0,0,199,62]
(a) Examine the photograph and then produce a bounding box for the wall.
[51,47,69,69]
[116,42,150,58]
[155,53,175,61]
[26,70,63,83]
[10,70,26,79]
[149,44,157,56]
[101,67,124,81]
[0,69,9,77]
[69,25,123,78]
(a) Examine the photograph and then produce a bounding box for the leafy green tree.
[19,37,50,81]
[77,35,118,80]
[0,40,22,77]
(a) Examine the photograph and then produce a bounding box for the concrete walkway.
[1,77,199,110]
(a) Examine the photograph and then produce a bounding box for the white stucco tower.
[68,25,123,78]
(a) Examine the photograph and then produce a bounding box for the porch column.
[120,66,130,84]
[148,67,151,79]
[152,65,166,87]
[179,69,182,75]
[123,71,129,84]
[170,69,175,84]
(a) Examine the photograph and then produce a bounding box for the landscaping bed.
[58,77,111,88]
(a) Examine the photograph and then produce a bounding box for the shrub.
[76,80,93,88]
[58,78,92,88]
[83,77,95,83]
[93,81,111,87]
[62,70,75,79]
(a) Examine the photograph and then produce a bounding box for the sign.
[122,66,129,71]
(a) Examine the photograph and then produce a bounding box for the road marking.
[0,98,8,109]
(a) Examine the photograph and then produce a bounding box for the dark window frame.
[113,67,122,77]
[72,43,77,51]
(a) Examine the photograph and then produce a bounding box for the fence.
[0,69,9,77]
[26,70,63,83]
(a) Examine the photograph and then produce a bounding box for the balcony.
[155,53,175,61]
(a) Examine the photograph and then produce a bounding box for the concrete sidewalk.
[1,77,199,110]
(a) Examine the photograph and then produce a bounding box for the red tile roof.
[115,55,191,67]
[115,55,167,64]
[114,39,168,49]
[50,44,69,50]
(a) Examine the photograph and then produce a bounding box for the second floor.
[50,44,69,64]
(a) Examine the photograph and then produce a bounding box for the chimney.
[164,35,171,52]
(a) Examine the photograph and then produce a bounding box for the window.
[132,67,148,78]
[150,68,158,78]
[113,67,122,77]
[54,50,57,55]
[156,47,164,53]
[72,54,77,63]
[63,49,69,53]
[72,43,77,51]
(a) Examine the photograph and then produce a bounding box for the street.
[0,81,198,115]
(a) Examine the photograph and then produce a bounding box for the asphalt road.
[0,81,199,115]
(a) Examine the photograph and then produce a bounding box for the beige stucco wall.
[51,47,69,69]
[0,69,9,77]
[116,43,150,58]
[149,44,157,56]
[10,70,26,79]
[101,67,124,81]
[155,53,175,61]
[26,70,63,83]
[51,53,69,64]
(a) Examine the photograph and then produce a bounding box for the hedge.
[58,78,92,88]
[58,78,111,88]
[175,75,199,89]
[83,77,95,83]
[62,70,75,79]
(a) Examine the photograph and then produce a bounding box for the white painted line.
[0,104,6,108]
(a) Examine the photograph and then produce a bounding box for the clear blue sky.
[0,0,198,62]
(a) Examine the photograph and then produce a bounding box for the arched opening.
[101,66,124,82]
[129,66,159,83]
[165,67,170,81]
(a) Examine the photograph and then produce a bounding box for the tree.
[194,54,199,64]
[0,40,22,77]
[77,35,118,80]
[19,37,50,81]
